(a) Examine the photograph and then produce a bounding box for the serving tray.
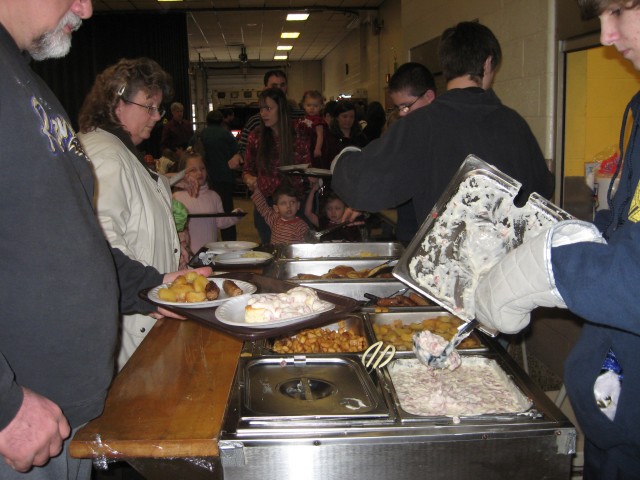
[140,272,358,340]
[393,155,572,323]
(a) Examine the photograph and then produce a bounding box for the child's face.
[303,98,322,117]
[325,198,346,223]
[273,194,300,221]
[185,156,207,187]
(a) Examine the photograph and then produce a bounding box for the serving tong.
[305,214,369,243]
[362,341,396,370]
[362,287,408,306]
[413,319,479,369]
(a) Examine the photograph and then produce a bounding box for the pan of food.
[393,155,572,323]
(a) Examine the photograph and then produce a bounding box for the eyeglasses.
[395,92,425,114]
[122,98,165,118]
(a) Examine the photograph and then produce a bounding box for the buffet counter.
[69,317,242,479]
[70,241,577,479]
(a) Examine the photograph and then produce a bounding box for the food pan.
[273,242,404,260]
[385,356,533,422]
[367,311,486,354]
[261,315,372,355]
[297,280,434,306]
[239,356,390,420]
[265,259,398,281]
[394,155,572,322]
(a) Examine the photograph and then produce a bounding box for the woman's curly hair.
[78,57,173,133]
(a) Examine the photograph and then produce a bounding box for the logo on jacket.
[629,183,640,223]
[31,97,87,160]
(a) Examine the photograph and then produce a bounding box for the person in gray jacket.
[0,2,209,478]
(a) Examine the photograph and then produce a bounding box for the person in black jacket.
[332,22,554,243]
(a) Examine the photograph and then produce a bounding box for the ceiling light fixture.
[286,13,309,21]
[281,32,300,39]
[277,45,293,51]
[274,55,288,60]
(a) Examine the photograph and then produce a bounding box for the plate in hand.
[148,278,256,309]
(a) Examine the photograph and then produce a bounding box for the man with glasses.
[387,62,437,244]
[388,62,437,117]
[332,22,554,243]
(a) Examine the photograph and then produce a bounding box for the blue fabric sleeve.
[552,221,640,335]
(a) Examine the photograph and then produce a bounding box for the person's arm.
[304,180,320,227]
[552,221,640,334]
[91,149,141,260]
[251,188,276,228]
[211,191,241,230]
[242,130,259,189]
[110,247,164,314]
[0,353,69,473]
[330,118,423,213]
[237,114,261,155]
[0,385,70,473]
[475,221,604,334]
[225,131,242,170]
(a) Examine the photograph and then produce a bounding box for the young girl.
[301,90,326,165]
[173,151,244,252]
[242,88,312,243]
[305,179,362,242]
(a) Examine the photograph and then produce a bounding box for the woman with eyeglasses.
[242,88,312,244]
[78,57,180,370]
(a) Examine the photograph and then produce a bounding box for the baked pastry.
[244,287,331,323]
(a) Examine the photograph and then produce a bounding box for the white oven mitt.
[474,220,606,334]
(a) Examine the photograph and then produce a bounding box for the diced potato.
[171,284,194,301]
[184,271,199,283]
[157,287,177,302]
[185,291,206,303]
[192,275,209,293]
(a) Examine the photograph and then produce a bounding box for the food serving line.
[70,158,577,479]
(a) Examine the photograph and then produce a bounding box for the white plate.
[215,294,335,329]
[204,241,259,252]
[148,278,257,309]
[278,163,310,172]
[213,251,273,265]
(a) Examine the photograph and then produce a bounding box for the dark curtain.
[32,12,190,134]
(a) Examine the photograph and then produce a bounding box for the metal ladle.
[413,319,479,369]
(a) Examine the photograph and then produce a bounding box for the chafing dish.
[264,259,397,281]
[273,242,404,260]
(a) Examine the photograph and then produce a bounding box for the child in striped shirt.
[250,182,308,245]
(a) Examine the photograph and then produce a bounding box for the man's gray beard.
[29,12,82,61]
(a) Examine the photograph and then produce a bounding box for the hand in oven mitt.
[474,220,606,334]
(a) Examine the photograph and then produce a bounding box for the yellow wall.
[564,46,640,176]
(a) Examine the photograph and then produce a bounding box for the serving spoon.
[413,319,479,369]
